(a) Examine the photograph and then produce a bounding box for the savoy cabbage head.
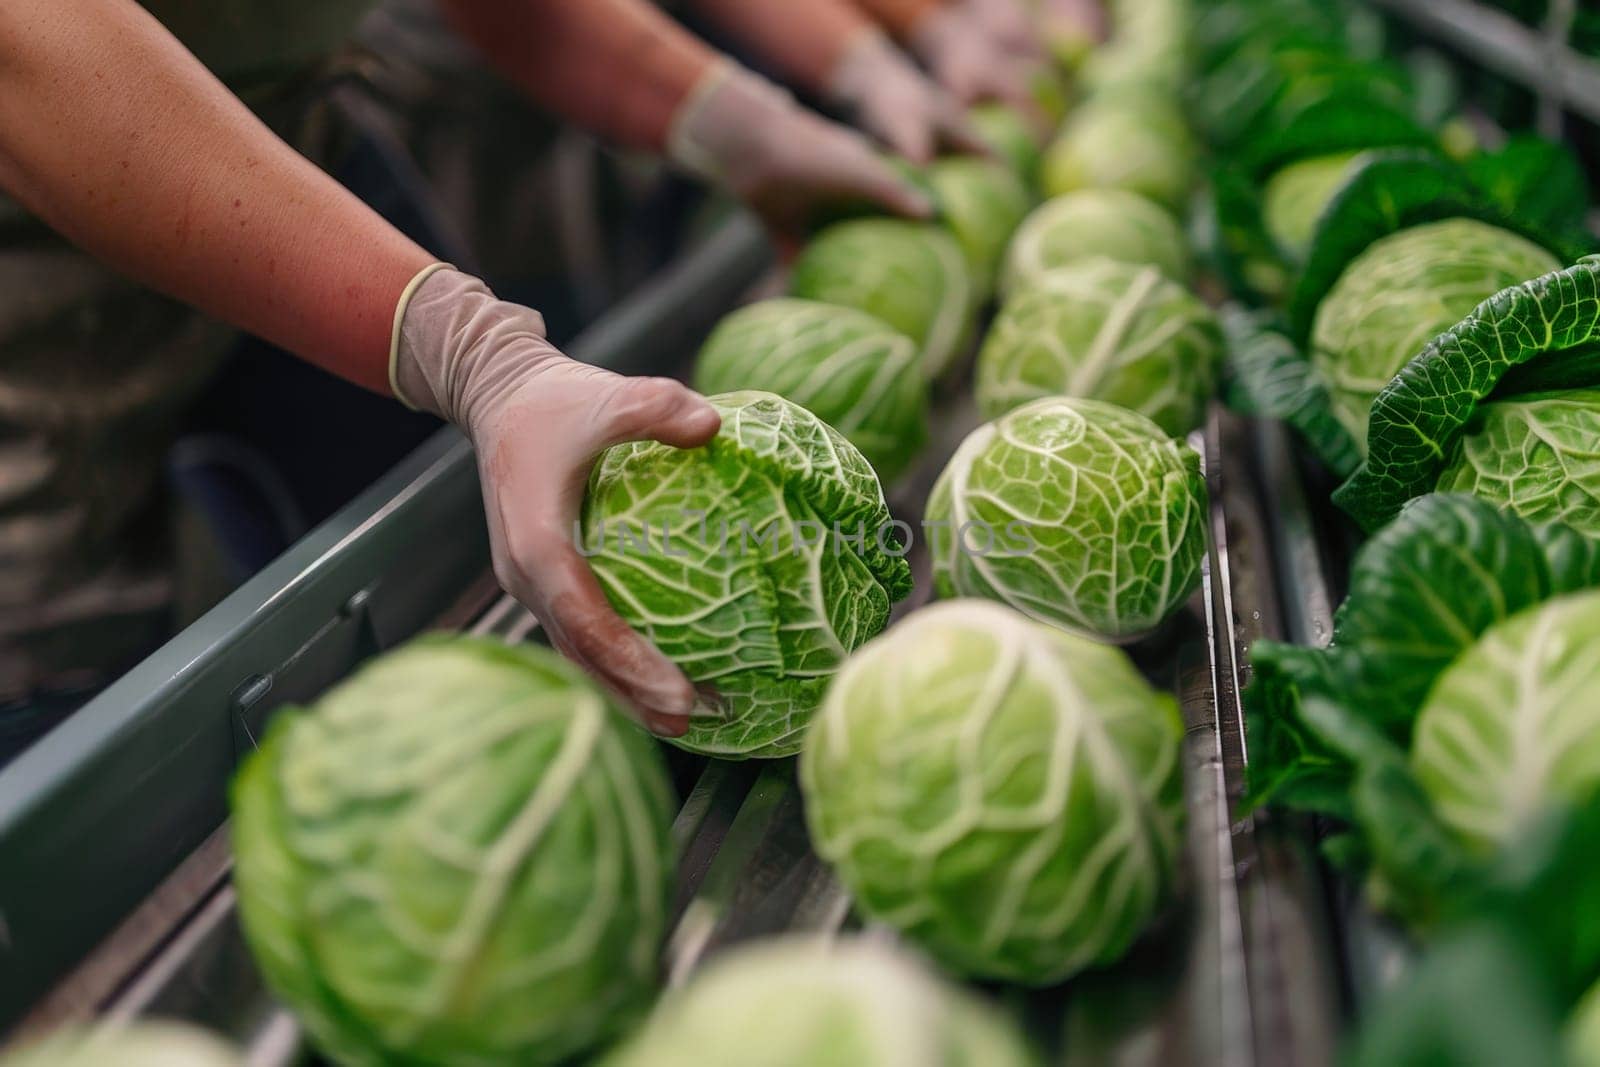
[602,935,1036,1067]
[1309,217,1559,451]
[1246,493,1600,814]
[969,104,1043,184]
[1041,92,1197,214]
[1002,189,1190,296]
[693,299,928,481]
[582,390,913,758]
[801,600,1183,985]
[925,157,1034,297]
[976,258,1221,436]
[1435,391,1600,540]
[926,397,1206,641]
[1337,258,1600,533]
[789,219,977,380]
[230,636,675,1067]
[1411,590,1600,854]
[1243,495,1600,928]
[1260,150,1363,262]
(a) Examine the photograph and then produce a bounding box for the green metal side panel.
[0,218,771,1030]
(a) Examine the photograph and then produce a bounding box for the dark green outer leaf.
[1328,494,1596,730]
[1205,166,1283,305]
[1466,134,1592,242]
[1335,259,1600,532]
[1242,494,1600,812]
[1286,151,1585,343]
[1221,307,1361,476]
[1348,752,1478,928]
[1343,927,1567,1067]
[1457,798,1600,1007]
[1288,150,1482,340]
[1234,91,1431,179]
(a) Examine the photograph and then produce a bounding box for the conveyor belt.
[0,211,1350,1064]
[5,410,1342,1067]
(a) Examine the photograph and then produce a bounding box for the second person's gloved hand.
[955,0,1047,58]
[667,60,933,248]
[905,3,1045,124]
[391,265,718,737]
[826,29,989,164]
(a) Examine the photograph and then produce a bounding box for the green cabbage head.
[1411,589,1600,854]
[926,397,1207,640]
[1309,218,1559,451]
[693,299,928,481]
[1570,978,1600,1067]
[789,219,977,379]
[230,636,675,1067]
[1003,190,1189,296]
[801,600,1184,984]
[969,104,1042,182]
[0,1024,242,1067]
[927,157,1034,296]
[976,258,1221,436]
[1435,391,1600,540]
[1261,150,1363,262]
[1041,94,1197,214]
[582,391,913,758]
[602,935,1036,1067]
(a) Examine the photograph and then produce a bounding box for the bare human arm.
[681,0,872,90]
[0,0,431,392]
[850,0,943,38]
[432,0,712,154]
[437,0,931,241]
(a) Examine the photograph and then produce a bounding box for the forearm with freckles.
[0,0,433,394]
[682,0,873,91]
[849,0,944,38]
[437,0,714,153]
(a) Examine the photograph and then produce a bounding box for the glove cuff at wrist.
[389,262,456,410]
[391,265,550,432]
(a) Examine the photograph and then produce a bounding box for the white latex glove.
[668,60,933,248]
[826,30,989,164]
[958,0,1047,58]
[908,7,1043,130]
[391,265,720,735]
[908,5,1045,121]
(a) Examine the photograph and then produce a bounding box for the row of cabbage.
[1186,1,1600,1063]
[35,0,1600,1058]
[2,6,1234,1066]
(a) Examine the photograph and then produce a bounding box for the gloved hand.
[668,59,933,246]
[956,0,1047,58]
[906,4,1045,121]
[826,29,989,163]
[391,265,719,736]
[1038,0,1108,59]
